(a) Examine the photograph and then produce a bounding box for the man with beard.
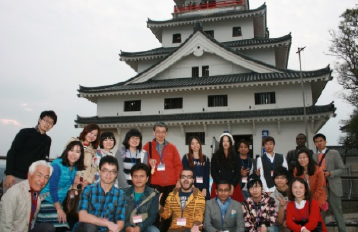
[159,168,205,232]
[204,180,245,232]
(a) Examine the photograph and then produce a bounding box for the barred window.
[124,100,141,111]
[185,132,205,145]
[208,95,228,107]
[164,98,183,109]
[202,66,209,77]
[255,92,276,105]
[233,27,242,37]
[172,33,181,43]
[192,67,199,77]
[204,30,214,38]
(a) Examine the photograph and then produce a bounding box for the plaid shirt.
[74,182,126,231]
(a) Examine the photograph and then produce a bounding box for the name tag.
[177,218,187,226]
[196,176,203,183]
[231,209,236,218]
[133,215,143,223]
[30,220,35,230]
[221,230,229,232]
[271,171,274,177]
[157,164,165,171]
[242,177,248,183]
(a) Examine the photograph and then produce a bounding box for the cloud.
[1,119,20,126]
[21,103,33,111]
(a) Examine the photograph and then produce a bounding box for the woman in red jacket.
[286,178,327,232]
[294,149,327,209]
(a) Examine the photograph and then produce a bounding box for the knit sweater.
[159,187,206,231]
[5,128,51,179]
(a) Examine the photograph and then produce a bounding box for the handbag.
[293,200,322,232]
[63,183,83,217]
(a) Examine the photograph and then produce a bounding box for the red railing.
[174,0,244,13]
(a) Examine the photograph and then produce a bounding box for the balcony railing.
[174,0,244,14]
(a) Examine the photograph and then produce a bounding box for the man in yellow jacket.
[159,168,206,232]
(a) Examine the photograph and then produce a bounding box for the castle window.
[192,67,199,77]
[124,100,141,111]
[164,98,183,109]
[202,66,209,77]
[208,95,228,107]
[233,27,242,37]
[204,30,214,38]
[185,132,205,145]
[255,92,276,105]
[172,33,181,43]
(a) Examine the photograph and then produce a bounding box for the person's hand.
[191,223,203,232]
[283,221,287,227]
[230,184,234,195]
[149,159,157,168]
[241,167,250,177]
[302,227,310,232]
[176,180,181,189]
[159,193,163,210]
[267,192,272,196]
[74,175,81,185]
[125,227,135,232]
[107,221,119,232]
[201,189,207,197]
[5,175,16,190]
[324,171,331,177]
[133,226,140,232]
[277,195,287,207]
[261,224,267,232]
[57,208,67,223]
[256,168,261,176]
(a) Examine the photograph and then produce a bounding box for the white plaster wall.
[137,59,163,73]
[161,18,254,47]
[97,82,313,116]
[102,120,318,161]
[240,48,276,66]
[154,53,251,80]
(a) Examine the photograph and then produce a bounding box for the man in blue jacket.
[124,163,160,232]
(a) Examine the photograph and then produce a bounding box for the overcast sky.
[0,0,356,158]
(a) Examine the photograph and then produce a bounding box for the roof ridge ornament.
[193,21,203,33]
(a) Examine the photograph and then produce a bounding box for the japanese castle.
[76,0,335,157]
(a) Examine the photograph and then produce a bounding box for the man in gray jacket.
[204,180,244,232]
[313,133,346,232]
[0,160,54,232]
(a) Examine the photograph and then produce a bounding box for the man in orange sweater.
[143,122,183,230]
[160,168,205,232]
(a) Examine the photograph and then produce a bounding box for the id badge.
[271,170,274,176]
[196,176,203,183]
[231,209,236,218]
[133,215,143,223]
[177,218,187,226]
[157,163,165,171]
[242,177,248,183]
[30,220,35,230]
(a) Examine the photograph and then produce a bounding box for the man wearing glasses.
[204,180,244,232]
[4,110,57,193]
[74,156,126,232]
[159,168,205,232]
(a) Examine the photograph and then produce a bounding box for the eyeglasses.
[42,118,54,126]
[180,175,193,179]
[217,188,230,193]
[100,169,117,175]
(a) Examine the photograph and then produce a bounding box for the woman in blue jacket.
[37,140,85,231]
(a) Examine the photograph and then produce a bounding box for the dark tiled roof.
[147,4,266,25]
[75,103,336,124]
[120,34,291,58]
[78,67,330,93]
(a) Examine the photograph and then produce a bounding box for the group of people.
[0,110,347,232]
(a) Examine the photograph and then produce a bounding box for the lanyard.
[265,153,276,170]
[133,190,143,212]
[129,150,138,165]
[294,201,308,221]
[241,158,250,170]
[253,200,262,224]
[31,192,39,220]
[156,143,165,163]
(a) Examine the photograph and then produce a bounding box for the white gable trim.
[126,31,281,85]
